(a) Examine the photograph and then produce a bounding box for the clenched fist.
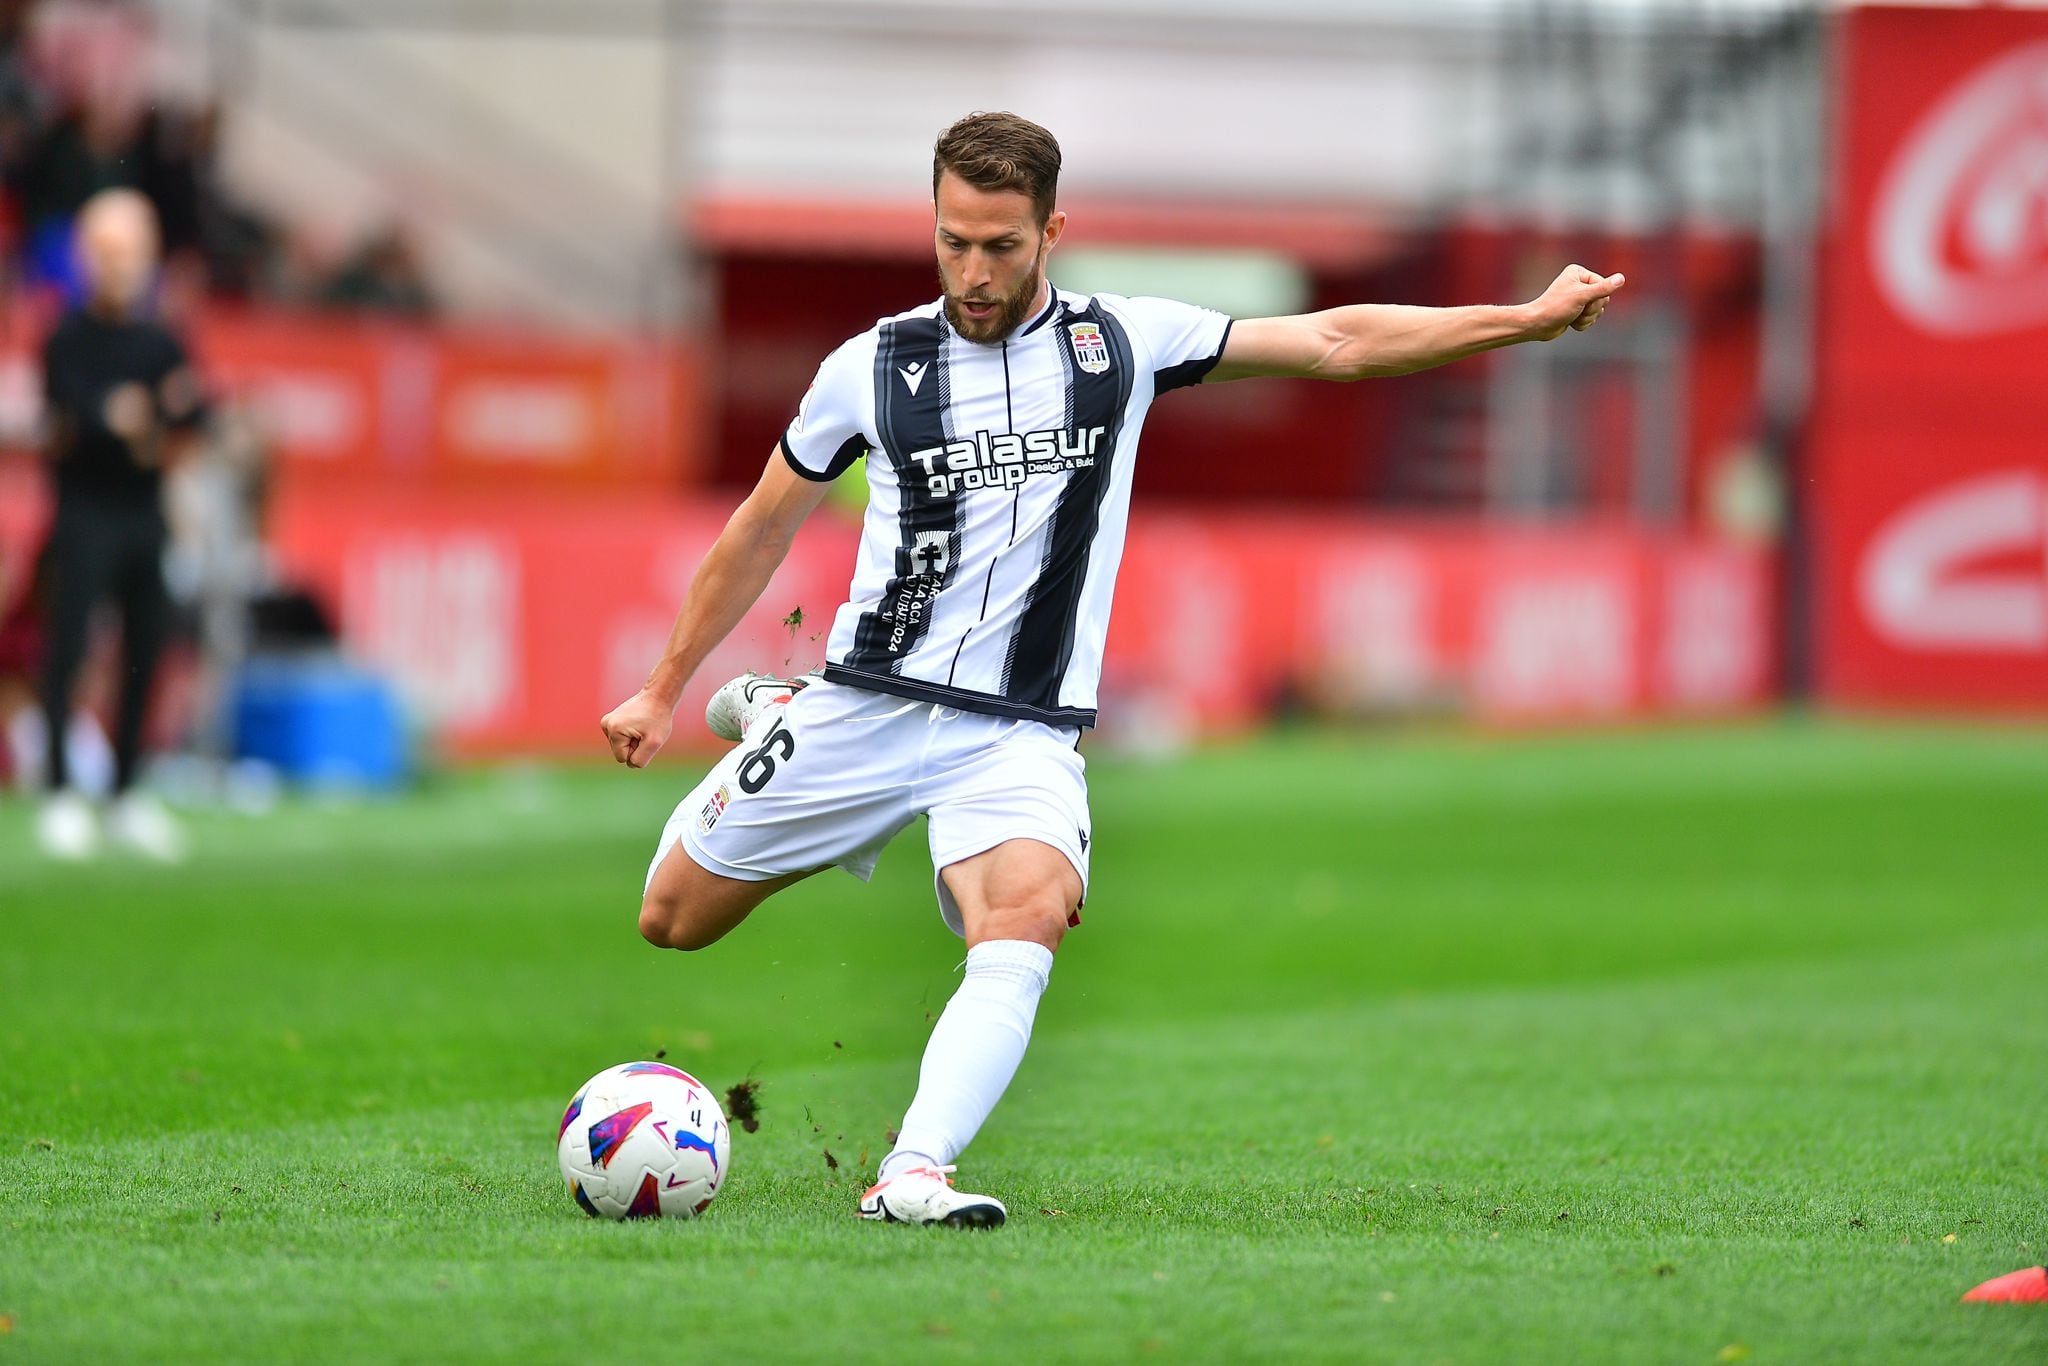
[601,689,676,769]
[103,382,156,445]
[1525,265,1626,343]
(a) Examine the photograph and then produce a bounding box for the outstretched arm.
[600,448,833,769]
[1207,264,1625,383]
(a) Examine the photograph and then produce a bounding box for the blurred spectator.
[18,95,146,291]
[139,101,281,301]
[1,1,284,308]
[320,222,436,318]
[0,3,446,320]
[136,104,203,260]
[0,1,46,237]
[35,187,204,861]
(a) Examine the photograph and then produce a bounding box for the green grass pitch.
[3,721,2045,1363]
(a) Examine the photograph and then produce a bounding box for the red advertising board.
[266,486,858,758]
[1813,7,2048,707]
[263,485,1771,755]
[1104,516,1771,732]
[193,313,701,489]
[0,309,702,489]
[1,460,1770,755]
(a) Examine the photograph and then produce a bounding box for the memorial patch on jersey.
[910,530,951,577]
[884,533,950,653]
[848,313,956,672]
[1068,322,1111,374]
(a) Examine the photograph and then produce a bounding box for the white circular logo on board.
[1872,40,2048,336]
[1859,470,2047,652]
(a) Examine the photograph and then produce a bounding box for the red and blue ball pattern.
[586,1101,653,1168]
[556,1060,730,1220]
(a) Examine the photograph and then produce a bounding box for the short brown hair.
[932,112,1061,224]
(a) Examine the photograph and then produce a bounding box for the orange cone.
[1962,1266,2048,1303]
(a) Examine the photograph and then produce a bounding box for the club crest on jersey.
[1068,322,1111,374]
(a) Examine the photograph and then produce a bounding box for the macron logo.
[899,362,927,396]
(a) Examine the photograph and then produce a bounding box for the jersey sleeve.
[779,333,875,481]
[1112,295,1234,394]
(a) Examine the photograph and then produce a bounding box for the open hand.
[1525,265,1626,342]
[601,689,675,769]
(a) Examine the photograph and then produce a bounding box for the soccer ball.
[557,1061,730,1219]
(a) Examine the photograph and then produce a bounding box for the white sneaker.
[704,671,817,743]
[35,790,100,861]
[858,1163,1007,1228]
[106,792,188,864]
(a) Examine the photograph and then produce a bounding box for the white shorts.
[647,680,1091,937]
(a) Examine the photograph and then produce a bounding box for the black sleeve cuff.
[779,432,834,482]
[781,432,870,482]
[1154,319,1234,394]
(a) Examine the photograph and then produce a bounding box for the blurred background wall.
[0,0,2038,774]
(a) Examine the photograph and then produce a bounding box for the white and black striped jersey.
[780,288,1231,728]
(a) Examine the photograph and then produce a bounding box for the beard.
[940,254,1045,343]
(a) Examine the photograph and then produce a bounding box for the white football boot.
[35,789,100,861]
[106,791,189,864]
[858,1164,1007,1229]
[704,671,818,743]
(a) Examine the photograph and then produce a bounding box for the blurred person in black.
[320,221,436,318]
[0,539,39,783]
[1,532,119,795]
[35,187,204,861]
[18,94,145,285]
[0,1,45,200]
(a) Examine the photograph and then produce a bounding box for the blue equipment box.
[231,658,406,790]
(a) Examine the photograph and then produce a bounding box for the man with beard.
[601,112,1624,1226]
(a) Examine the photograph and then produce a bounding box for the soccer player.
[602,112,1622,1227]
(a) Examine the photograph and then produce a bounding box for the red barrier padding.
[267,484,1772,755]
[0,310,703,490]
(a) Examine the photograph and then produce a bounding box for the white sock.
[880,939,1053,1180]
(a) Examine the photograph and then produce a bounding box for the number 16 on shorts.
[698,718,796,835]
[737,719,796,794]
